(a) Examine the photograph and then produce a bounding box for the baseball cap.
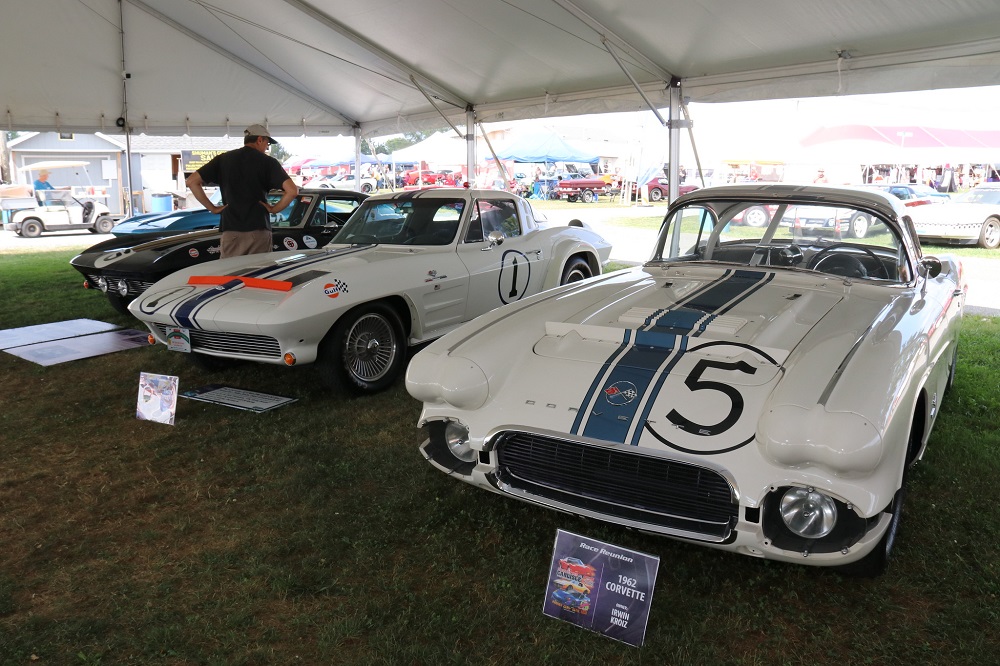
[244,123,277,145]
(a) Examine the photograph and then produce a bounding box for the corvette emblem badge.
[604,381,638,406]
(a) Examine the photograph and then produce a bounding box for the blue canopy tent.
[494,132,599,164]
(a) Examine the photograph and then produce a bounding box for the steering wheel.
[807,243,889,279]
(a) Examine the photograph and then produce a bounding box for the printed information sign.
[180,384,298,413]
[543,529,659,647]
[136,372,179,425]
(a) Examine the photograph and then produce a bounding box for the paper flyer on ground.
[543,529,660,647]
[180,384,298,413]
[136,372,179,425]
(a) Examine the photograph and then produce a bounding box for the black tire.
[567,194,578,203]
[94,216,114,234]
[743,206,769,228]
[560,257,593,284]
[978,216,1000,249]
[106,293,135,316]
[361,182,374,194]
[648,187,663,202]
[837,484,905,578]
[21,219,43,238]
[581,189,595,204]
[317,302,405,394]
[847,213,870,239]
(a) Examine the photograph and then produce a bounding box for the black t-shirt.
[198,146,290,232]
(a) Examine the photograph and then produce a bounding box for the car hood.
[112,209,216,235]
[72,228,221,270]
[131,244,433,328]
[409,265,893,456]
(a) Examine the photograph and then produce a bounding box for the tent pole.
[467,109,477,187]
[668,81,682,203]
[119,0,135,217]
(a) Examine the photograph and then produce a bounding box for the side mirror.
[920,256,942,279]
[485,230,505,248]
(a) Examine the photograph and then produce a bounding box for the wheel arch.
[542,246,602,290]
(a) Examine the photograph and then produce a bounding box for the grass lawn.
[0,250,998,664]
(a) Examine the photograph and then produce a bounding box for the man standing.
[186,123,298,258]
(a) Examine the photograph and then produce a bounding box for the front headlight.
[444,421,475,463]
[780,487,838,538]
[96,276,108,293]
[116,279,129,297]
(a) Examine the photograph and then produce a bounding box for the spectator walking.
[186,123,298,258]
[813,169,829,184]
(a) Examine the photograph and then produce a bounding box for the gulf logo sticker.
[324,279,349,298]
[188,248,199,258]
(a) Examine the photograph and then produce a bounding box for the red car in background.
[636,177,699,202]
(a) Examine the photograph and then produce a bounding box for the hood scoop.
[618,306,748,337]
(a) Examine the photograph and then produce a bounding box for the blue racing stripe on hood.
[580,334,686,443]
[172,278,244,328]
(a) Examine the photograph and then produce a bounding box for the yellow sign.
[181,150,225,172]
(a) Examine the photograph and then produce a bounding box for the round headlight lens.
[116,279,129,297]
[444,421,475,463]
[95,276,108,292]
[780,487,838,539]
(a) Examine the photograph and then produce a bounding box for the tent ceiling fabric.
[4,0,1000,138]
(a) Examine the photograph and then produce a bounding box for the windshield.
[332,198,465,245]
[653,198,912,283]
[955,188,1000,205]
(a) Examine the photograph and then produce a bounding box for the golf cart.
[7,190,114,237]
[5,160,115,237]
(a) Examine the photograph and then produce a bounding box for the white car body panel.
[406,184,966,572]
[129,188,611,380]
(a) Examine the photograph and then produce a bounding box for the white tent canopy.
[3,0,1000,138]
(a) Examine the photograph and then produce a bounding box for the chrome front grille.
[153,324,281,359]
[494,431,738,541]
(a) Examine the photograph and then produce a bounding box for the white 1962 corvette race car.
[129,188,611,392]
[406,184,966,576]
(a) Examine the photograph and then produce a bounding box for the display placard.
[136,372,179,425]
[543,529,659,647]
[181,150,226,172]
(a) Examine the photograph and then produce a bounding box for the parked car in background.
[111,189,227,237]
[555,174,616,203]
[5,191,114,237]
[635,177,699,202]
[872,183,950,206]
[130,188,612,393]
[311,173,378,194]
[908,183,1000,248]
[71,189,367,314]
[407,183,965,577]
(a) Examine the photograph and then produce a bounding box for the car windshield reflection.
[333,198,465,246]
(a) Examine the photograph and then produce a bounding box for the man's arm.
[262,178,299,214]
[185,171,227,214]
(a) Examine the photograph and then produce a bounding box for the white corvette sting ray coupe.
[130,188,611,393]
[406,184,966,576]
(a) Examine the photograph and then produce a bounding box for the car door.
[457,197,545,320]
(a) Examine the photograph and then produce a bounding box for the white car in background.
[908,183,1000,248]
[407,184,965,576]
[130,188,611,393]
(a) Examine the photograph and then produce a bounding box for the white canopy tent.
[4,0,1000,203]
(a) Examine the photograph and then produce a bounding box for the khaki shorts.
[221,229,272,258]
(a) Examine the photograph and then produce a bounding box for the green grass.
[0,251,998,664]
